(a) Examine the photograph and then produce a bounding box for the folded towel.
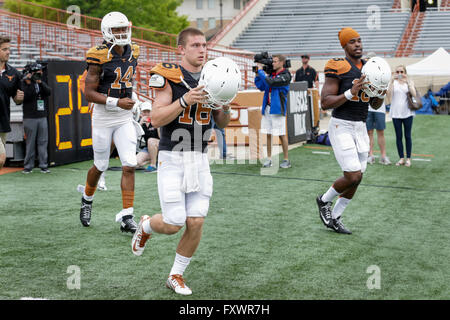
[181,151,201,193]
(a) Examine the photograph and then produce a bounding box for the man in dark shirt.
[294,54,318,89]
[316,28,385,234]
[0,36,24,170]
[21,63,52,174]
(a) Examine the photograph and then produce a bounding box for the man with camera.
[254,53,292,169]
[21,62,52,174]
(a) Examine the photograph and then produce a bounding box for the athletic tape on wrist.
[106,97,119,108]
[179,95,188,109]
[344,89,354,100]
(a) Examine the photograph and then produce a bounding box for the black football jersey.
[85,42,139,99]
[149,63,212,153]
[324,57,370,122]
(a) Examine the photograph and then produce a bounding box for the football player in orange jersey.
[131,28,235,295]
[79,12,141,233]
[316,27,385,234]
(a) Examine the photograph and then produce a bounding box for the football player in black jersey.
[78,12,140,234]
[316,27,385,234]
[131,28,232,295]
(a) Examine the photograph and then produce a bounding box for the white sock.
[331,197,351,219]
[321,186,341,203]
[83,193,94,202]
[143,217,153,234]
[169,253,191,276]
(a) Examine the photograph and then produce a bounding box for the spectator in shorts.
[366,101,391,165]
[254,54,291,169]
[136,101,159,172]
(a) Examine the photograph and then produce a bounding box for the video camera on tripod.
[252,52,291,74]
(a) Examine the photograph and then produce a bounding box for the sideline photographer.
[21,62,52,174]
[254,53,292,169]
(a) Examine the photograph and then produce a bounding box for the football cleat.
[131,215,151,256]
[120,215,138,233]
[166,274,192,296]
[330,217,352,234]
[317,195,333,227]
[80,197,93,227]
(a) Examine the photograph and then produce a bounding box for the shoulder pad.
[324,58,351,77]
[149,73,166,89]
[86,45,111,65]
[150,63,183,84]
[131,43,140,60]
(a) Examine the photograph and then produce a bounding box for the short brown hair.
[0,36,11,46]
[272,54,286,63]
[177,27,204,47]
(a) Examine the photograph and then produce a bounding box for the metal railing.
[5,0,178,47]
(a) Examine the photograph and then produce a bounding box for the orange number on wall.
[55,75,73,150]
[77,74,92,147]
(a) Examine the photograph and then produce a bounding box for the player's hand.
[117,97,136,110]
[351,75,369,96]
[183,85,207,105]
[15,89,24,101]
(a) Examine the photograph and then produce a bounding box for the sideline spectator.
[136,101,159,172]
[255,54,291,169]
[21,62,52,174]
[294,54,318,89]
[0,36,24,170]
[386,65,416,167]
[365,52,390,165]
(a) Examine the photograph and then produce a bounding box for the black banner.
[46,60,92,166]
[286,81,312,144]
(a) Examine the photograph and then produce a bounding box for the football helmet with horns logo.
[198,57,241,109]
[361,57,391,98]
[101,12,132,47]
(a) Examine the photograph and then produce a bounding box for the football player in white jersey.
[78,12,140,233]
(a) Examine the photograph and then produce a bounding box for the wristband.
[344,89,354,100]
[179,95,188,109]
[106,97,119,107]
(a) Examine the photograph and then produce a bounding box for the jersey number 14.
[111,66,133,89]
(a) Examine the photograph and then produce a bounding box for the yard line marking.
[211,171,450,193]
[312,151,331,155]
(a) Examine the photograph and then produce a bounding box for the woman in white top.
[386,65,416,167]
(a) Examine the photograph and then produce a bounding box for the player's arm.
[212,105,231,129]
[150,83,206,128]
[84,64,135,110]
[321,75,367,110]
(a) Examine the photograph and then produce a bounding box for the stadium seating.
[413,10,450,56]
[232,0,410,58]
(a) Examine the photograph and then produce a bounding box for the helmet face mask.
[101,12,132,47]
[198,57,241,109]
[361,57,391,98]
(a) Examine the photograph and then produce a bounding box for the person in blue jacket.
[254,54,292,169]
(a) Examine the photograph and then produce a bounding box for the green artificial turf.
[0,115,449,300]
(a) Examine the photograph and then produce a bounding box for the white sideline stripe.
[312,151,331,155]
[20,297,49,300]
[412,158,431,162]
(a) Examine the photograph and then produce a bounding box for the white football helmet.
[198,57,241,109]
[131,92,141,122]
[361,57,391,98]
[101,12,132,47]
